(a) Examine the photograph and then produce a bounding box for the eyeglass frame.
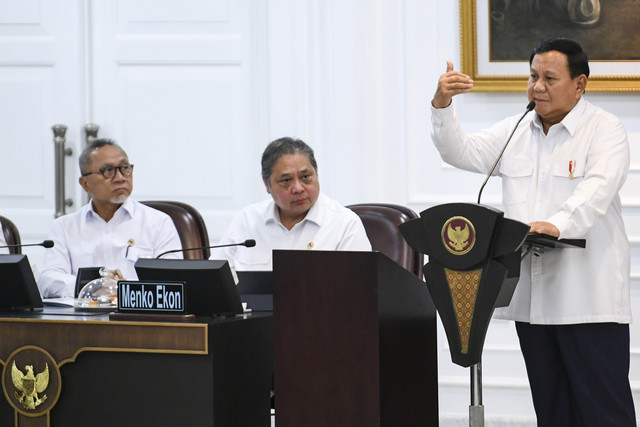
[82,164,135,179]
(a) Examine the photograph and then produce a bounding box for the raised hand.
[431,61,474,109]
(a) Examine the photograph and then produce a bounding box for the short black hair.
[261,137,318,185]
[78,138,128,174]
[529,38,590,78]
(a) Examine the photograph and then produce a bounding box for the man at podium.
[211,137,371,271]
[430,38,635,426]
[37,139,182,298]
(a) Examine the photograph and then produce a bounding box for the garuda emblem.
[11,361,49,410]
[442,216,476,255]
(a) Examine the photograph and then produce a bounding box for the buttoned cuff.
[545,211,573,239]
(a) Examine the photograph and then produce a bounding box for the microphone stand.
[156,240,256,259]
[471,101,535,427]
[477,101,535,205]
[0,241,55,250]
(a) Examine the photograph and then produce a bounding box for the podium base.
[469,404,484,427]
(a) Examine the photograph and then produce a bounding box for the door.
[0,0,85,268]
[0,0,262,269]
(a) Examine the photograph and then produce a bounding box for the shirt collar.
[85,197,134,221]
[530,97,585,136]
[558,97,585,136]
[264,194,323,228]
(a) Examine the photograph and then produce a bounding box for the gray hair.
[261,137,318,185]
[78,138,128,174]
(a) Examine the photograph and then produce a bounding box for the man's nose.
[291,180,304,193]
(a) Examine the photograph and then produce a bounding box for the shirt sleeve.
[546,118,629,239]
[0,225,8,254]
[209,212,244,268]
[37,220,76,298]
[431,103,515,175]
[335,213,372,251]
[153,215,184,259]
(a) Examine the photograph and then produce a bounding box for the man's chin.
[110,195,129,204]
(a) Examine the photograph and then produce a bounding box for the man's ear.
[576,74,587,94]
[79,176,90,193]
[263,178,271,194]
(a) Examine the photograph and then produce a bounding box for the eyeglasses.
[82,164,134,179]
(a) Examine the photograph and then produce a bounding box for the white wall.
[1,1,639,425]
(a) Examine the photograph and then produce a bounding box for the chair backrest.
[0,215,21,255]
[347,203,423,278]
[141,201,210,259]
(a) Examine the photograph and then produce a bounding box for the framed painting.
[460,0,640,92]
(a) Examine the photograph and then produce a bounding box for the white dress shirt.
[38,198,183,297]
[211,193,372,271]
[431,97,631,324]
[0,225,8,254]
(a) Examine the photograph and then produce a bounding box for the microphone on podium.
[0,240,54,250]
[477,101,536,205]
[155,239,256,259]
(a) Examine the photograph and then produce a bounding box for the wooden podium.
[273,250,438,427]
[0,312,273,427]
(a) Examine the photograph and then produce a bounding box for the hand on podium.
[528,221,559,237]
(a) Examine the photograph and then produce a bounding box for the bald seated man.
[38,139,182,297]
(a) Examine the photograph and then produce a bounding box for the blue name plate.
[118,281,186,314]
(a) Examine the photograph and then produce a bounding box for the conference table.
[0,307,273,427]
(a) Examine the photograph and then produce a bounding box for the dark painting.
[490,0,640,61]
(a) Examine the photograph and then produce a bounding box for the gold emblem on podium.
[2,345,61,416]
[11,362,49,410]
[442,216,476,255]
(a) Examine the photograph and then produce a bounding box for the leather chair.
[347,203,423,278]
[141,201,211,259]
[0,215,21,255]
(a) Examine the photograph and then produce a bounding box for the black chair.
[141,201,210,259]
[347,203,423,278]
[0,215,21,254]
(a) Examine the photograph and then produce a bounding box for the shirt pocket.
[499,157,534,205]
[551,158,585,206]
[125,244,154,262]
[234,248,272,270]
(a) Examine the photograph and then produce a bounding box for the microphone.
[0,240,54,250]
[155,239,256,259]
[477,101,535,204]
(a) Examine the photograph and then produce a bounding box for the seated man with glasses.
[37,138,183,298]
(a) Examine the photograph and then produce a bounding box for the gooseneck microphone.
[477,101,536,205]
[155,239,256,259]
[0,240,54,250]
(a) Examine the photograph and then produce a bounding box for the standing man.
[211,137,371,270]
[430,38,635,426]
[38,139,182,297]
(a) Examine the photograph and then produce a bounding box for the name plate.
[117,281,186,314]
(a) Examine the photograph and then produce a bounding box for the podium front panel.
[273,250,438,427]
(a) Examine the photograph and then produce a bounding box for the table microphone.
[477,101,536,205]
[0,240,54,249]
[155,239,256,259]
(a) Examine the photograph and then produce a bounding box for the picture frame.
[460,0,640,93]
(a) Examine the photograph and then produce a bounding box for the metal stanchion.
[52,124,73,217]
[84,123,100,144]
[469,361,484,426]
